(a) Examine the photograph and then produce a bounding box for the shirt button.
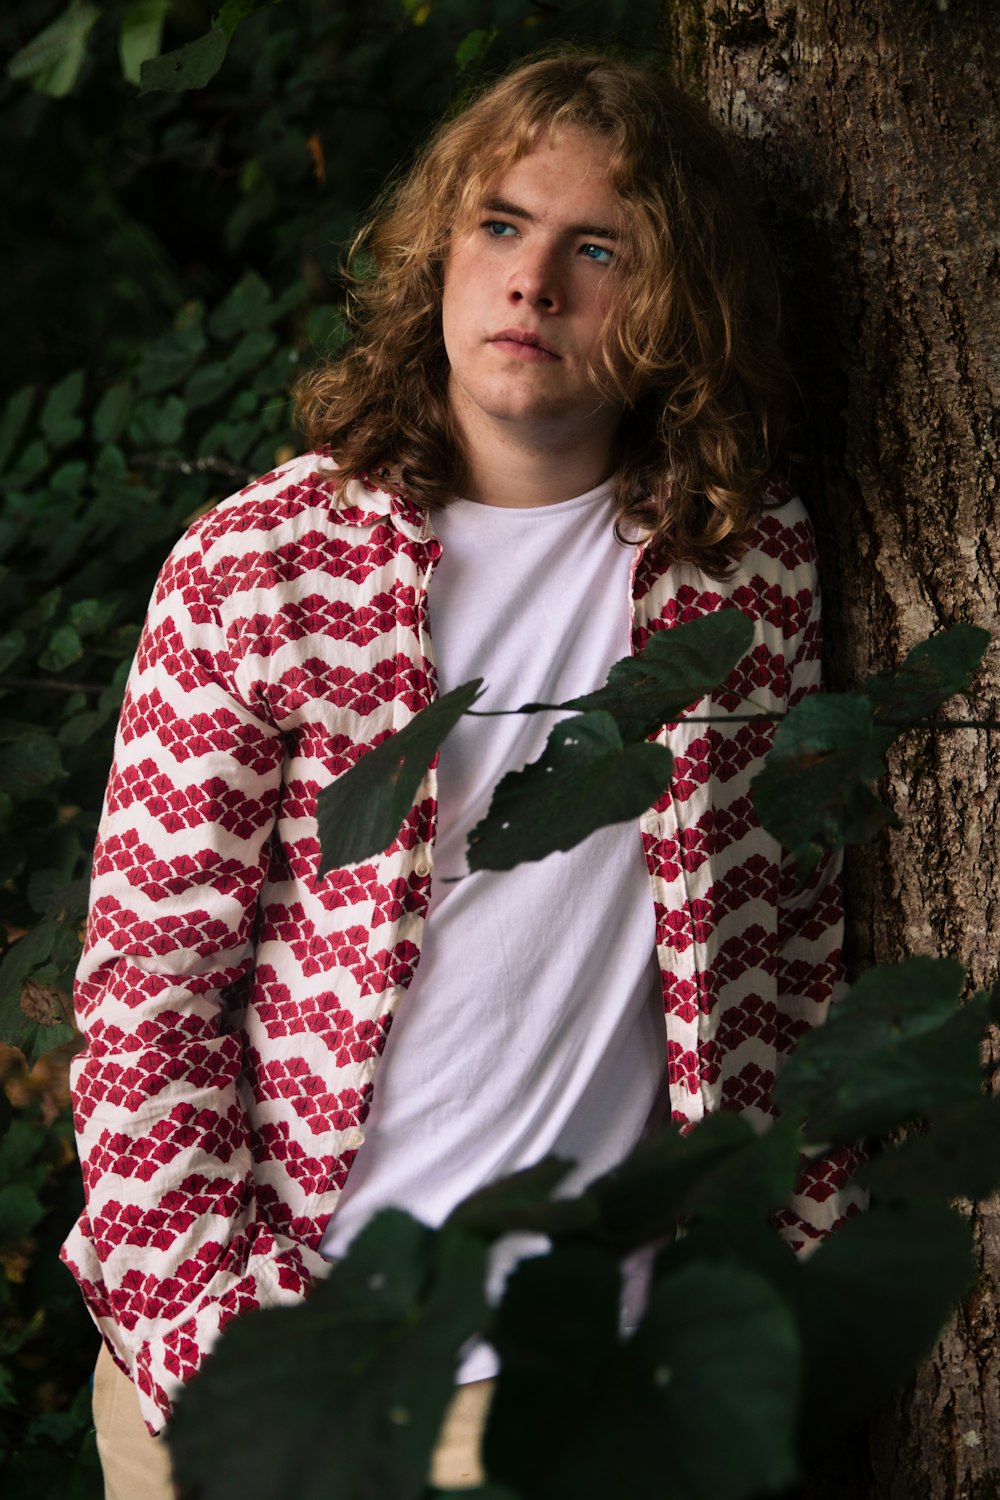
[413,856,432,878]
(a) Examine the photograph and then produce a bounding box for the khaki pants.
[92,1342,495,1498]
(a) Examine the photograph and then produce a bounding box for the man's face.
[441,129,624,453]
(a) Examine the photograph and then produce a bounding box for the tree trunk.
[662,2,1000,1496]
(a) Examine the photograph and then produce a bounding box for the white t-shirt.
[320,479,666,1378]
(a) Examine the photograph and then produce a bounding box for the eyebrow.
[483,196,619,241]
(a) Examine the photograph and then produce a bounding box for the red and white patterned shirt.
[61,453,865,1432]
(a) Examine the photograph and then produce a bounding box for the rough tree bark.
[662,2,999,1497]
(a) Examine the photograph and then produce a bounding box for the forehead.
[464,127,621,228]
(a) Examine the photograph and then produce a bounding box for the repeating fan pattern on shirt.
[60,455,863,1432]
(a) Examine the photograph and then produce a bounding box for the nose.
[506,242,563,312]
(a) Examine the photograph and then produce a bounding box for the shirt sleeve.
[767,564,870,1256]
[60,520,329,1433]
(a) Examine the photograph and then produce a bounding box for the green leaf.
[7,1,101,97]
[558,611,756,740]
[773,956,981,1143]
[136,325,207,396]
[316,680,484,873]
[0,922,61,1056]
[859,1093,1000,1203]
[40,370,85,449]
[68,598,117,638]
[5,438,48,487]
[0,387,35,475]
[0,733,65,795]
[209,272,276,340]
[751,694,896,879]
[39,624,84,673]
[0,631,26,675]
[455,28,496,70]
[118,0,169,84]
[127,394,186,447]
[467,712,673,871]
[628,1264,801,1500]
[448,1156,597,1240]
[184,362,236,410]
[866,623,992,729]
[486,1251,800,1500]
[139,24,228,95]
[0,1183,46,1245]
[218,0,272,39]
[485,1244,623,1498]
[92,384,133,444]
[796,1200,975,1432]
[170,1212,489,1500]
[586,1112,758,1253]
[682,1114,803,1226]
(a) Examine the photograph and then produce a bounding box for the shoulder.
[154,453,411,604]
[741,477,818,578]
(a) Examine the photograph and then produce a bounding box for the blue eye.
[581,243,613,264]
[484,220,517,237]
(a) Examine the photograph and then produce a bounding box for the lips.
[488,328,561,359]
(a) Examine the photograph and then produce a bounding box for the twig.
[130,453,255,482]
[0,676,109,695]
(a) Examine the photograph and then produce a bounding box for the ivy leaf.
[136,324,207,395]
[218,0,274,39]
[0,733,65,796]
[315,679,484,873]
[866,623,992,729]
[118,0,170,85]
[468,712,673,871]
[139,25,229,95]
[0,387,35,475]
[170,1212,490,1500]
[40,370,85,450]
[7,0,101,98]
[751,694,896,879]
[773,956,980,1143]
[557,611,756,741]
[0,921,76,1059]
[455,28,496,70]
[0,1183,46,1246]
[92,384,133,444]
[0,630,26,675]
[39,624,84,673]
[127,394,186,447]
[209,272,276,340]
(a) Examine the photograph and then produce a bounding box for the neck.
[453,403,620,508]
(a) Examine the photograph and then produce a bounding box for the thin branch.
[0,676,108,695]
[130,453,255,482]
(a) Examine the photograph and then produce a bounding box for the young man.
[64,52,866,1495]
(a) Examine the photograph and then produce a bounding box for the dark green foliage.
[0,1081,101,1496]
[169,1210,491,1500]
[751,626,991,879]
[751,693,897,879]
[773,956,983,1142]
[3,2,998,1496]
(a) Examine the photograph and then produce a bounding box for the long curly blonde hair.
[295,51,792,575]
